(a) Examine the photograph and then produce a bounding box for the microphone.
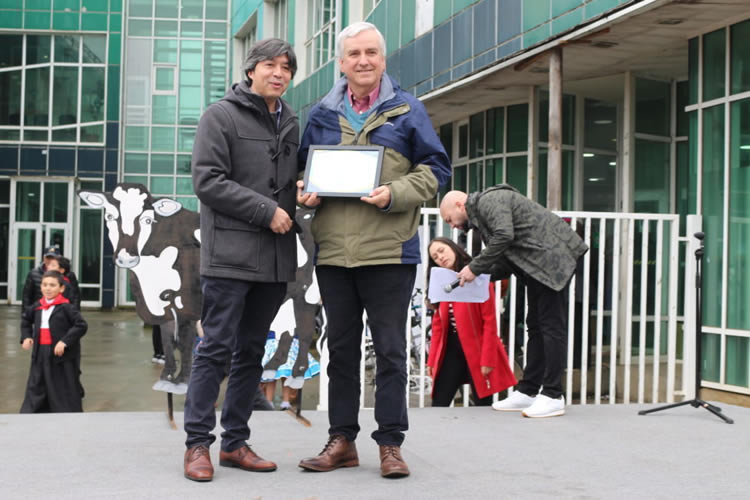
[443,279,461,293]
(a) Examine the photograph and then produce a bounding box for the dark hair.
[425,237,472,309]
[243,38,297,81]
[57,256,71,274]
[42,270,65,287]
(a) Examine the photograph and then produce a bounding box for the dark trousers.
[184,276,286,451]
[21,345,82,413]
[316,264,416,446]
[515,275,568,399]
[431,330,491,407]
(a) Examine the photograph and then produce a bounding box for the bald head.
[440,190,469,230]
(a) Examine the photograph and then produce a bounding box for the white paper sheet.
[427,267,490,304]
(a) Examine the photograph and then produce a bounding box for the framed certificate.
[302,145,385,197]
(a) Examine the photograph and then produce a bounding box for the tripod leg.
[638,400,692,415]
[695,400,734,424]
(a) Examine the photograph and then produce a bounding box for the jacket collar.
[319,73,399,114]
[37,294,70,311]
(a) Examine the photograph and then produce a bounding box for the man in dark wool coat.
[182,38,300,482]
[440,185,588,419]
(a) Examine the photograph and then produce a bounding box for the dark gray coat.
[192,81,300,282]
[466,184,588,291]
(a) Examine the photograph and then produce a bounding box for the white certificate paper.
[427,267,491,304]
[303,146,384,197]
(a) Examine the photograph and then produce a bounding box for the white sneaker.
[522,395,565,418]
[492,391,537,412]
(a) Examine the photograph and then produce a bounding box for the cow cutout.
[80,184,322,397]
[79,183,200,390]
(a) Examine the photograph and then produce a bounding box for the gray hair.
[336,22,386,58]
[243,38,297,81]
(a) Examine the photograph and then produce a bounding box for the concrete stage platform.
[2,403,747,499]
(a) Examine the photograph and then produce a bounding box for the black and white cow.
[79,183,200,386]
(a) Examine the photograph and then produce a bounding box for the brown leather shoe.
[298,434,359,472]
[379,445,410,478]
[184,445,214,482]
[219,444,277,472]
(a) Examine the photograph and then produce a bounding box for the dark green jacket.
[466,185,588,291]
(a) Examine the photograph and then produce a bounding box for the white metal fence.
[315,210,701,409]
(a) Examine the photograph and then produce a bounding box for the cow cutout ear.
[79,191,107,208]
[153,198,182,217]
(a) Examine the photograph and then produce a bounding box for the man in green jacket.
[440,185,588,418]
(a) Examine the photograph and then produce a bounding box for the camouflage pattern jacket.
[466,184,588,291]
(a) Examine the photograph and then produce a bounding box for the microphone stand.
[638,232,732,423]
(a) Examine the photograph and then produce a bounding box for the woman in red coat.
[426,237,516,406]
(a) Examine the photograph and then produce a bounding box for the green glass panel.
[124,125,148,150]
[177,127,195,152]
[154,20,178,37]
[634,140,669,213]
[468,161,481,193]
[701,333,721,382]
[205,0,226,20]
[110,14,122,32]
[452,165,466,191]
[524,0,549,31]
[728,99,750,330]
[0,69,21,125]
[469,112,484,159]
[155,0,178,17]
[43,182,68,222]
[80,124,103,142]
[439,123,453,159]
[176,196,198,211]
[636,79,670,137]
[203,41,226,106]
[150,153,173,174]
[176,176,193,195]
[150,176,173,195]
[154,67,174,91]
[128,0,152,17]
[107,34,120,64]
[0,0,22,8]
[401,0,415,45]
[82,35,106,63]
[181,20,202,38]
[52,127,76,141]
[538,92,575,145]
[702,104,724,327]
[507,104,528,153]
[205,21,226,38]
[79,208,102,282]
[26,0,50,8]
[54,0,78,9]
[24,11,51,30]
[181,0,202,19]
[484,158,500,189]
[506,156,527,195]
[676,141,689,234]
[52,66,78,125]
[54,35,79,62]
[537,149,574,210]
[730,20,750,95]
[0,10,22,29]
[151,127,174,151]
[154,39,178,63]
[123,174,147,185]
[24,130,48,141]
[0,130,20,140]
[111,0,122,12]
[82,13,108,31]
[124,152,148,173]
[584,99,616,150]
[80,286,100,301]
[82,0,108,11]
[582,153,616,212]
[457,123,468,158]
[81,67,105,123]
[434,0,451,25]
[52,12,79,30]
[676,81,689,137]
[688,37,698,105]
[725,336,749,387]
[177,154,191,174]
[16,182,41,222]
[16,228,36,301]
[702,28,726,101]
[688,112,698,215]
[178,40,201,124]
[152,94,176,124]
[486,107,504,155]
[26,35,51,65]
[107,65,120,120]
[129,19,152,36]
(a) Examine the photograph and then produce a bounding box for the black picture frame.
[302,144,385,197]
